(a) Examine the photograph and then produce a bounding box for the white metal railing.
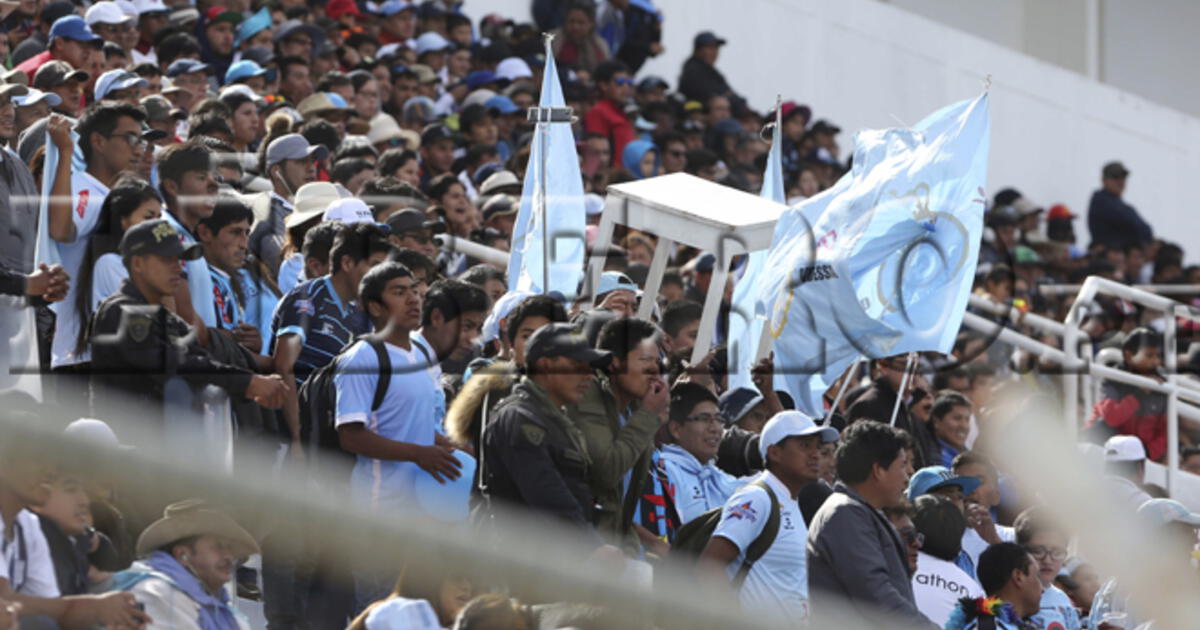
[1038,283,1200,296]
[435,234,511,268]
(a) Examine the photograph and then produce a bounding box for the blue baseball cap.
[485,94,520,116]
[234,7,270,47]
[167,58,209,77]
[415,31,449,56]
[906,466,983,502]
[377,0,414,16]
[465,70,499,91]
[719,387,764,426]
[49,15,102,45]
[596,271,638,300]
[94,69,148,100]
[225,59,268,85]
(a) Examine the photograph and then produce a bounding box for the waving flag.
[760,94,990,414]
[727,104,784,391]
[507,37,587,299]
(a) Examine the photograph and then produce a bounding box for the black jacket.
[1087,189,1153,250]
[846,377,938,469]
[483,378,602,547]
[37,514,119,596]
[677,57,747,115]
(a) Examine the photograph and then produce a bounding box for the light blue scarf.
[659,444,742,522]
[144,551,240,630]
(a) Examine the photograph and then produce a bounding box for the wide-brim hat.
[136,499,258,558]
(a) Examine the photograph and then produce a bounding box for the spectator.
[910,494,982,627]
[1087,161,1152,251]
[1054,558,1100,623]
[15,16,102,82]
[592,271,638,318]
[11,1,76,67]
[348,565,474,630]
[846,357,938,469]
[196,198,268,354]
[928,391,972,467]
[1101,435,1153,512]
[1086,327,1168,461]
[1013,507,1081,630]
[659,300,701,356]
[718,387,775,435]
[384,209,441,261]
[483,323,613,545]
[951,452,1015,570]
[1181,446,1200,475]
[807,420,935,628]
[882,503,921,574]
[583,60,635,169]
[551,2,609,74]
[699,411,836,622]
[31,467,122,595]
[567,317,667,549]
[678,31,745,115]
[115,500,258,628]
[252,134,328,275]
[944,543,1043,630]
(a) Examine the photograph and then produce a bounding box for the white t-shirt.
[961,523,1015,574]
[1031,584,1082,630]
[912,551,983,627]
[365,596,445,630]
[711,471,809,624]
[0,510,60,597]
[50,171,109,368]
[91,252,128,309]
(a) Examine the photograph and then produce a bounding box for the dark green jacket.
[566,374,662,549]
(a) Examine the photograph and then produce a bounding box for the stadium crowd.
[0,0,1198,628]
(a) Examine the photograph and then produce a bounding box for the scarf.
[945,597,1037,630]
[145,551,240,630]
[659,444,740,509]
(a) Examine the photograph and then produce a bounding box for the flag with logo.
[760,94,990,414]
[506,37,587,299]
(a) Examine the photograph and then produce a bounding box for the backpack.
[298,334,431,488]
[667,479,781,587]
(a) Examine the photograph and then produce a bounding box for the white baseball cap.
[365,597,443,630]
[496,56,533,82]
[1137,498,1200,527]
[65,418,133,450]
[323,198,373,224]
[1104,435,1146,462]
[133,0,169,14]
[85,2,135,25]
[758,410,839,459]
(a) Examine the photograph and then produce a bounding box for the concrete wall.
[489,0,1199,260]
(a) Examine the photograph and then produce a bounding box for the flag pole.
[889,352,918,427]
[526,33,574,295]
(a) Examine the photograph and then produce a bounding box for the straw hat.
[136,499,259,558]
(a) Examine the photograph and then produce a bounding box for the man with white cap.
[114,499,258,629]
[93,68,147,102]
[12,88,61,137]
[1102,434,1152,511]
[85,2,135,52]
[251,133,329,275]
[699,410,838,623]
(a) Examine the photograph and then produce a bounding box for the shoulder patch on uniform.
[520,423,545,446]
[126,312,152,343]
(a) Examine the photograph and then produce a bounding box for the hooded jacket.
[621,139,658,179]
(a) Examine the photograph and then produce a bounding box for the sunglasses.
[400,231,431,244]
[614,77,634,87]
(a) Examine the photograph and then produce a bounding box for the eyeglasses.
[685,413,722,425]
[106,132,147,149]
[614,77,634,87]
[898,527,925,548]
[400,231,431,244]
[1025,545,1068,562]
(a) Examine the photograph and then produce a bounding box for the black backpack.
[298,334,429,487]
[667,479,781,587]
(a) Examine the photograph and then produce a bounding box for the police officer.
[483,323,612,547]
[88,219,287,442]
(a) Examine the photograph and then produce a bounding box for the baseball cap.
[365,597,443,630]
[40,0,76,25]
[225,59,269,85]
[326,0,362,19]
[415,31,450,56]
[385,208,443,235]
[481,290,535,344]
[465,70,499,91]
[693,252,716,273]
[462,88,497,109]
[94,69,148,101]
[285,182,343,228]
[65,418,133,450]
[324,198,374,224]
[133,0,168,15]
[524,323,613,369]
[811,119,841,135]
[402,96,438,124]
[50,15,102,45]
[266,133,330,167]
[235,7,270,46]
[169,6,199,27]
[240,46,275,68]
[636,76,668,93]
[496,56,533,82]
[140,95,185,122]
[479,170,520,196]
[719,387,765,426]
[906,466,983,501]
[420,123,455,147]
[1047,204,1076,221]
[1104,435,1147,462]
[1137,498,1200,527]
[12,88,61,108]
[1013,245,1042,266]
[409,64,439,85]
[1102,161,1130,179]
[120,219,203,260]
[988,204,1019,227]
[584,193,604,217]
[274,19,323,44]
[0,81,28,104]
[298,92,349,118]
[758,410,839,459]
[33,61,89,90]
[779,100,811,122]
[485,94,520,116]
[596,271,638,299]
[377,0,415,16]
[481,194,518,222]
[167,58,210,78]
[1011,197,1042,218]
[693,31,726,48]
[85,2,135,26]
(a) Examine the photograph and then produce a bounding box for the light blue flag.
[506,37,587,299]
[760,94,990,414]
[727,105,785,391]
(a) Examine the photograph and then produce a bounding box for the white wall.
[488,0,1200,261]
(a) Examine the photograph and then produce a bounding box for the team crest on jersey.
[295,299,314,315]
[75,189,89,218]
[727,502,758,522]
